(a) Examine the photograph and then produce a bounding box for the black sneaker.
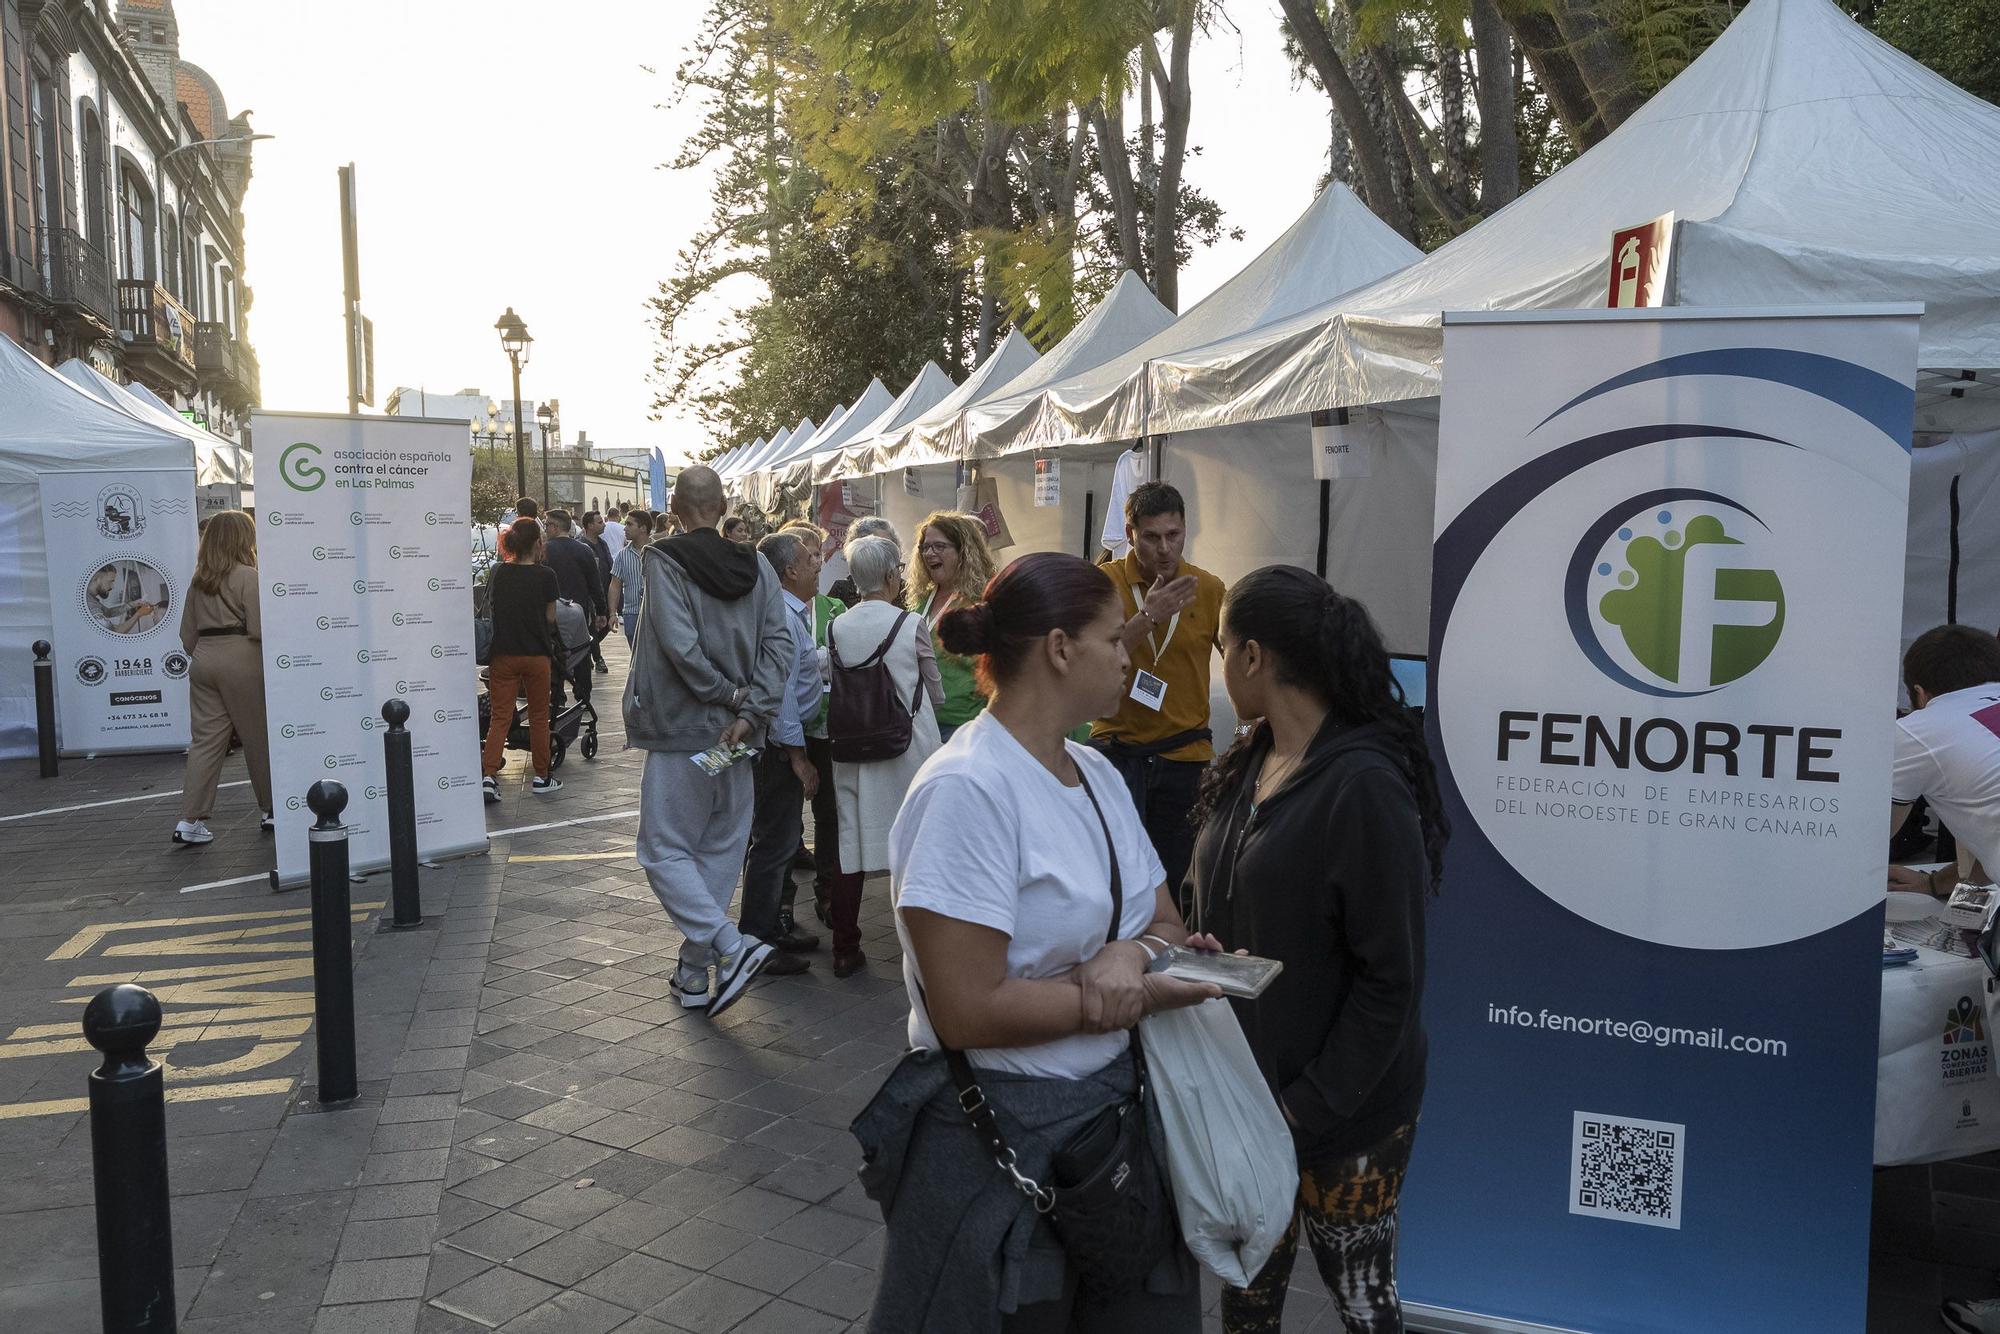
[530,776,563,795]
[763,952,811,976]
[707,940,774,1018]
[774,913,820,953]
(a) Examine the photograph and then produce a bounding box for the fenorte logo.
[279,442,326,493]
[1570,497,1785,697]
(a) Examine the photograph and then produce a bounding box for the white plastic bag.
[1140,998,1298,1287]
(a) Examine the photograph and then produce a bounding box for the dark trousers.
[806,735,838,914]
[828,870,864,955]
[1095,748,1204,901]
[741,745,804,943]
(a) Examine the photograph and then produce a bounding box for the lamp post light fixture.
[494,307,532,501]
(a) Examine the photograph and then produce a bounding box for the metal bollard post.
[381,700,423,927]
[83,984,176,1333]
[32,639,57,779]
[307,781,358,1103]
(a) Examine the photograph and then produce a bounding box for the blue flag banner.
[1402,308,1919,1333]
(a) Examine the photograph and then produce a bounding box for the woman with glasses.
[906,511,998,743]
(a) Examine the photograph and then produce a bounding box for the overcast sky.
[174,1,1330,463]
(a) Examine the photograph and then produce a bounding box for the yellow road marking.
[48,903,386,959]
[0,1077,296,1120]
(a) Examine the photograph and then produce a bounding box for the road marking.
[508,851,634,864]
[0,780,249,824]
[50,904,384,958]
[489,808,640,839]
[179,872,271,895]
[0,1077,294,1120]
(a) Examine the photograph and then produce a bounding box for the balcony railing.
[48,229,115,326]
[116,279,198,372]
[194,322,262,405]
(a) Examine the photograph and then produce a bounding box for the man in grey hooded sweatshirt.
[624,466,791,1017]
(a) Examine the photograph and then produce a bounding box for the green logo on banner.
[1596,512,1784,688]
[279,442,325,492]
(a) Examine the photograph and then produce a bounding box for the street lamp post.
[494,308,533,502]
[535,401,558,510]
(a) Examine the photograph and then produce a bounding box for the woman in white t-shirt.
[857,551,1225,1333]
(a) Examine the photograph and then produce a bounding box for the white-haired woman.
[827,515,901,607]
[825,534,943,977]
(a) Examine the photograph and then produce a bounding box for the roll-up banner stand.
[1404,307,1917,1333]
[38,468,196,754]
[254,411,488,889]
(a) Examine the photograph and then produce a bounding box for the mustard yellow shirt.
[1091,554,1225,763]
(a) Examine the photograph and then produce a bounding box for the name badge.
[1130,669,1168,711]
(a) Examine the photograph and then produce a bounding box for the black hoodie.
[1186,717,1429,1159]
[660,526,760,600]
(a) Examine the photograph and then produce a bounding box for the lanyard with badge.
[1128,581,1178,712]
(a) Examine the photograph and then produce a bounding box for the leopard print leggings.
[1220,1120,1418,1334]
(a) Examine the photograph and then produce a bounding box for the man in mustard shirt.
[1091,481,1225,899]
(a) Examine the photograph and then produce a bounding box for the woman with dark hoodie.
[1185,566,1447,1334]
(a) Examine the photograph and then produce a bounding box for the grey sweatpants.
[636,748,753,969]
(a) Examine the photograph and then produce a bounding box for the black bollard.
[83,984,176,1332]
[307,781,357,1103]
[381,700,423,927]
[32,639,57,779]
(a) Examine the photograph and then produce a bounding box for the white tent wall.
[979,452,1112,561]
[1905,429,2000,664]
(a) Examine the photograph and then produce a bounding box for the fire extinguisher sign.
[1606,212,1677,308]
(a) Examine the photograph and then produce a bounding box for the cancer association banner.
[1405,308,1918,1332]
[253,411,487,888]
[38,469,196,754]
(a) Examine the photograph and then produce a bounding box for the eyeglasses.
[917,542,954,555]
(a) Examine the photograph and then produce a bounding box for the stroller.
[476,598,600,770]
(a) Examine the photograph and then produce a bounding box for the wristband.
[1141,933,1175,955]
[1129,937,1160,963]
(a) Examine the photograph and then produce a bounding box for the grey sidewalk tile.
[379,1095,462,1125]
[372,1120,457,1154]
[511,1134,619,1180]
[349,1181,446,1223]
[446,1210,560,1263]
[322,1256,430,1304]
[576,1198,689,1251]
[449,1162,559,1209]
[312,1299,422,1333]
[187,1188,352,1320]
[516,1097,615,1136]
[764,1206,880,1260]
[759,1158,857,1204]
[697,1186,808,1234]
[432,1266,561,1328]
[639,1216,758,1272]
[643,1273,769,1333]
[361,1148,451,1186]
[339,1216,439,1262]
[508,1230,626,1286]
[576,1250,700,1312]
[422,1244,492,1298]
[731,1299,849,1334]
[498,1290,632,1334]
[781,1260,877,1320]
[629,1125,731,1168]
[708,1236,827,1296]
[514,1181,625,1229]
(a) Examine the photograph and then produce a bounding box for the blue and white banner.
[1403,309,1918,1332]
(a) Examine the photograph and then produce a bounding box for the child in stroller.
[478,597,600,778]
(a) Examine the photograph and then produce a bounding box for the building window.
[184,234,201,316]
[81,109,108,249]
[118,164,154,282]
[163,213,180,297]
[29,76,60,287]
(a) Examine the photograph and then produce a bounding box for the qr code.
[1569,1111,1684,1230]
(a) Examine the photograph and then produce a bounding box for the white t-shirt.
[889,711,1166,1079]
[1894,682,2000,875]
[1099,447,1148,558]
[602,521,627,559]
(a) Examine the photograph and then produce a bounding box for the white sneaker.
[172,820,213,845]
[1943,1297,2000,1334]
[259,812,273,833]
[669,965,710,1010]
[482,776,499,805]
[707,940,774,1018]
[530,776,563,795]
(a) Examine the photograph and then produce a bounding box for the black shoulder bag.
[827,610,924,763]
[938,767,1177,1300]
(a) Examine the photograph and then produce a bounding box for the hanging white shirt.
[1099,447,1149,559]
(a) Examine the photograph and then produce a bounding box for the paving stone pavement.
[0,640,1341,1333]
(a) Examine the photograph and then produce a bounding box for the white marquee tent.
[58,359,247,500]
[806,361,956,487]
[864,329,1042,476]
[0,337,197,758]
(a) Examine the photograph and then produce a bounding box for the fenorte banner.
[253,411,488,889]
[1404,308,1917,1332]
[37,468,196,754]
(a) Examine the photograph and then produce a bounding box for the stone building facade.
[0,0,258,440]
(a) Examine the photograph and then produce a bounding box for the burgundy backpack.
[828,610,923,762]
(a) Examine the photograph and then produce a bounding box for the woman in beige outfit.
[174,510,272,845]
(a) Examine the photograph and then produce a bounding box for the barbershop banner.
[38,469,195,754]
[254,411,487,889]
[1405,309,1917,1332]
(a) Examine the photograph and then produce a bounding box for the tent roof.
[808,362,957,484]
[954,270,1175,457]
[767,402,852,471]
[729,417,812,479]
[1035,183,1420,448]
[0,338,191,483]
[714,436,764,475]
[772,379,898,486]
[57,360,242,486]
[843,330,1043,477]
[1148,0,2000,434]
